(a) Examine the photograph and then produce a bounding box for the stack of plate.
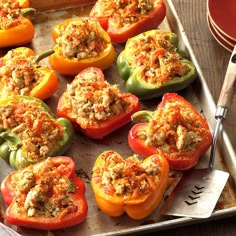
[207,0,236,52]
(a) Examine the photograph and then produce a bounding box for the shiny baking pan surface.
[0,0,236,235]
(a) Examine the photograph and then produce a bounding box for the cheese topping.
[56,19,108,59]
[125,31,191,86]
[0,99,64,161]
[62,68,133,128]
[137,100,207,155]
[93,152,161,198]
[0,0,23,29]
[11,158,77,218]
[0,49,42,97]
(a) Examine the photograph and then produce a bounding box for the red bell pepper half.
[57,67,141,139]
[1,156,88,230]
[89,0,166,43]
[128,93,213,170]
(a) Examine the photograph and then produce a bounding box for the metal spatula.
[161,45,236,218]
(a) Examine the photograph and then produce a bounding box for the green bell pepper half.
[0,96,74,169]
[117,30,197,100]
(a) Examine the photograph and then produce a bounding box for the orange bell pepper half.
[91,150,169,219]
[0,47,59,100]
[0,0,35,48]
[49,18,116,76]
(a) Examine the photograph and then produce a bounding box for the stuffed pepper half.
[49,18,116,75]
[1,156,88,230]
[0,96,74,169]
[117,29,197,100]
[128,93,212,170]
[57,67,141,139]
[0,47,58,100]
[0,0,35,47]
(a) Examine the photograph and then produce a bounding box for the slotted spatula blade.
[161,45,236,218]
[161,169,229,218]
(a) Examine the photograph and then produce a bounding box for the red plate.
[208,15,236,47]
[207,15,234,52]
[208,0,236,41]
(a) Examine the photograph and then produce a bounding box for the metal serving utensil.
[161,45,236,218]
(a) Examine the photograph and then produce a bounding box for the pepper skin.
[0,47,58,100]
[0,96,74,169]
[1,156,88,230]
[117,30,197,100]
[49,18,116,76]
[57,67,141,139]
[91,150,169,219]
[128,93,213,170]
[0,0,35,48]
[89,0,166,43]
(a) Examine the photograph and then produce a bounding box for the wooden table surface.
[144,0,236,235]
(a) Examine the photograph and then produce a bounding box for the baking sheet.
[1,0,236,235]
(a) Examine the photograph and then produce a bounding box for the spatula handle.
[209,46,236,169]
[217,45,236,110]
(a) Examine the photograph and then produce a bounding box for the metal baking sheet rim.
[0,0,236,235]
[92,207,236,236]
